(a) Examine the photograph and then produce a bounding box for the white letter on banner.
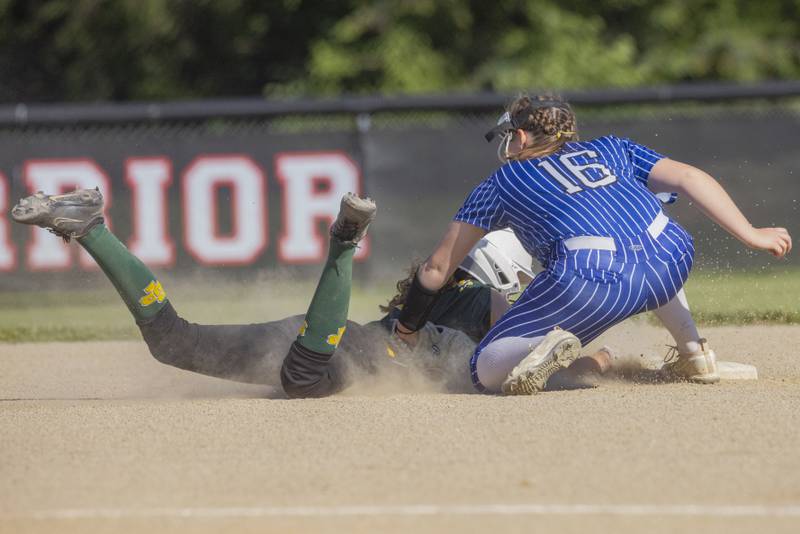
[182,155,267,265]
[276,152,368,263]
[24,159,111,271]
[126,157,176,266]
[0,173,16,271]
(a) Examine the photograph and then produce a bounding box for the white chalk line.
[7,504,800,521]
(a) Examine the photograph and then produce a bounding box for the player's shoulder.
[478,165,511,192]
[551,135,620,154]
[565,135,634,159]
[579,134,626,148]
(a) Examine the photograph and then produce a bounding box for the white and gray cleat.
[330,192,377,245]
[11,188,104,241]
[660,338,720,384]
[501,327,582,395]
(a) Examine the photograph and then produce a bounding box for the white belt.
[563,211,669,252]
[563,235,617,251]
[647,210,668,239]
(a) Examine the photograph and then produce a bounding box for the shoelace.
[663,338,708,364]
[663,345,680,364]
[332,220,359,240]
[47,227,72,243]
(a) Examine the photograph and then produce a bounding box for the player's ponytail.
[507,94,578,160]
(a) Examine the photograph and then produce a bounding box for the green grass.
[666,269,800,325]
[0,280,397,343]
[0,269,797,343]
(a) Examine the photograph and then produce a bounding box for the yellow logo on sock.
[326,326,347,347]
[298,321,308,337]
[139,280,166,307]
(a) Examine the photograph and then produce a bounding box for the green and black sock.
[281,237,356,398]
[77,224,168,323]
[295,238,355,354]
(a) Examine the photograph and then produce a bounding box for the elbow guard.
[397,271,440,333]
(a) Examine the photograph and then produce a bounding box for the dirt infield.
[2,322,800,533]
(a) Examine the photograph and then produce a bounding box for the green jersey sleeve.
[379,279,492,342]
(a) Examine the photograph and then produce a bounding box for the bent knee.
[475,336,542,392]
[137,302,192,368]
[280,342,341,399]
[147,341,187,367]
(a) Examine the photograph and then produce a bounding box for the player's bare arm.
[418,221,486,290]
[394,221,485,345]
[489,288,511,325]
[648,159,792,257]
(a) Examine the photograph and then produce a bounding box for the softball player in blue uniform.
[396,95,791,395]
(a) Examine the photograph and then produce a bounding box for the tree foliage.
[1,0,798,102]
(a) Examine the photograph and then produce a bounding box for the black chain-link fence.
[0,84,798,290]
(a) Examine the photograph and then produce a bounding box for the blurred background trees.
[1,0,798,102]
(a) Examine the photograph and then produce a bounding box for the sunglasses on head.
[484,100,570,142]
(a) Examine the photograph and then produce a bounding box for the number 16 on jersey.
[538,150,617,194]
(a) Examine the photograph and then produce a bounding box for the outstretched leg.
[11,189,293,386]
[80,220,296,382]
[653,289,701,354]
[280,193,377,398]
[12,188,168,321]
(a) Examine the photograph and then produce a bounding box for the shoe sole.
[12,190,102,223]
[660,370,721,384]
[12,189,103,239]
[685,373,721,384]
[331,193,376,243]
[502,332,582,395]
[341,193,376,221]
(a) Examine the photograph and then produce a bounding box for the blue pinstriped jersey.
[454,135,666,265]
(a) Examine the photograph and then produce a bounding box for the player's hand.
[743,227,792,258]
[386,321,419,367]
[394,330,419,348]
[393,323,419,348]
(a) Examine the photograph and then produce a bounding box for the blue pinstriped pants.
[470,219,695,392]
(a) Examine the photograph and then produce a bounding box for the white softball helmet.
[459,229,536,296]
